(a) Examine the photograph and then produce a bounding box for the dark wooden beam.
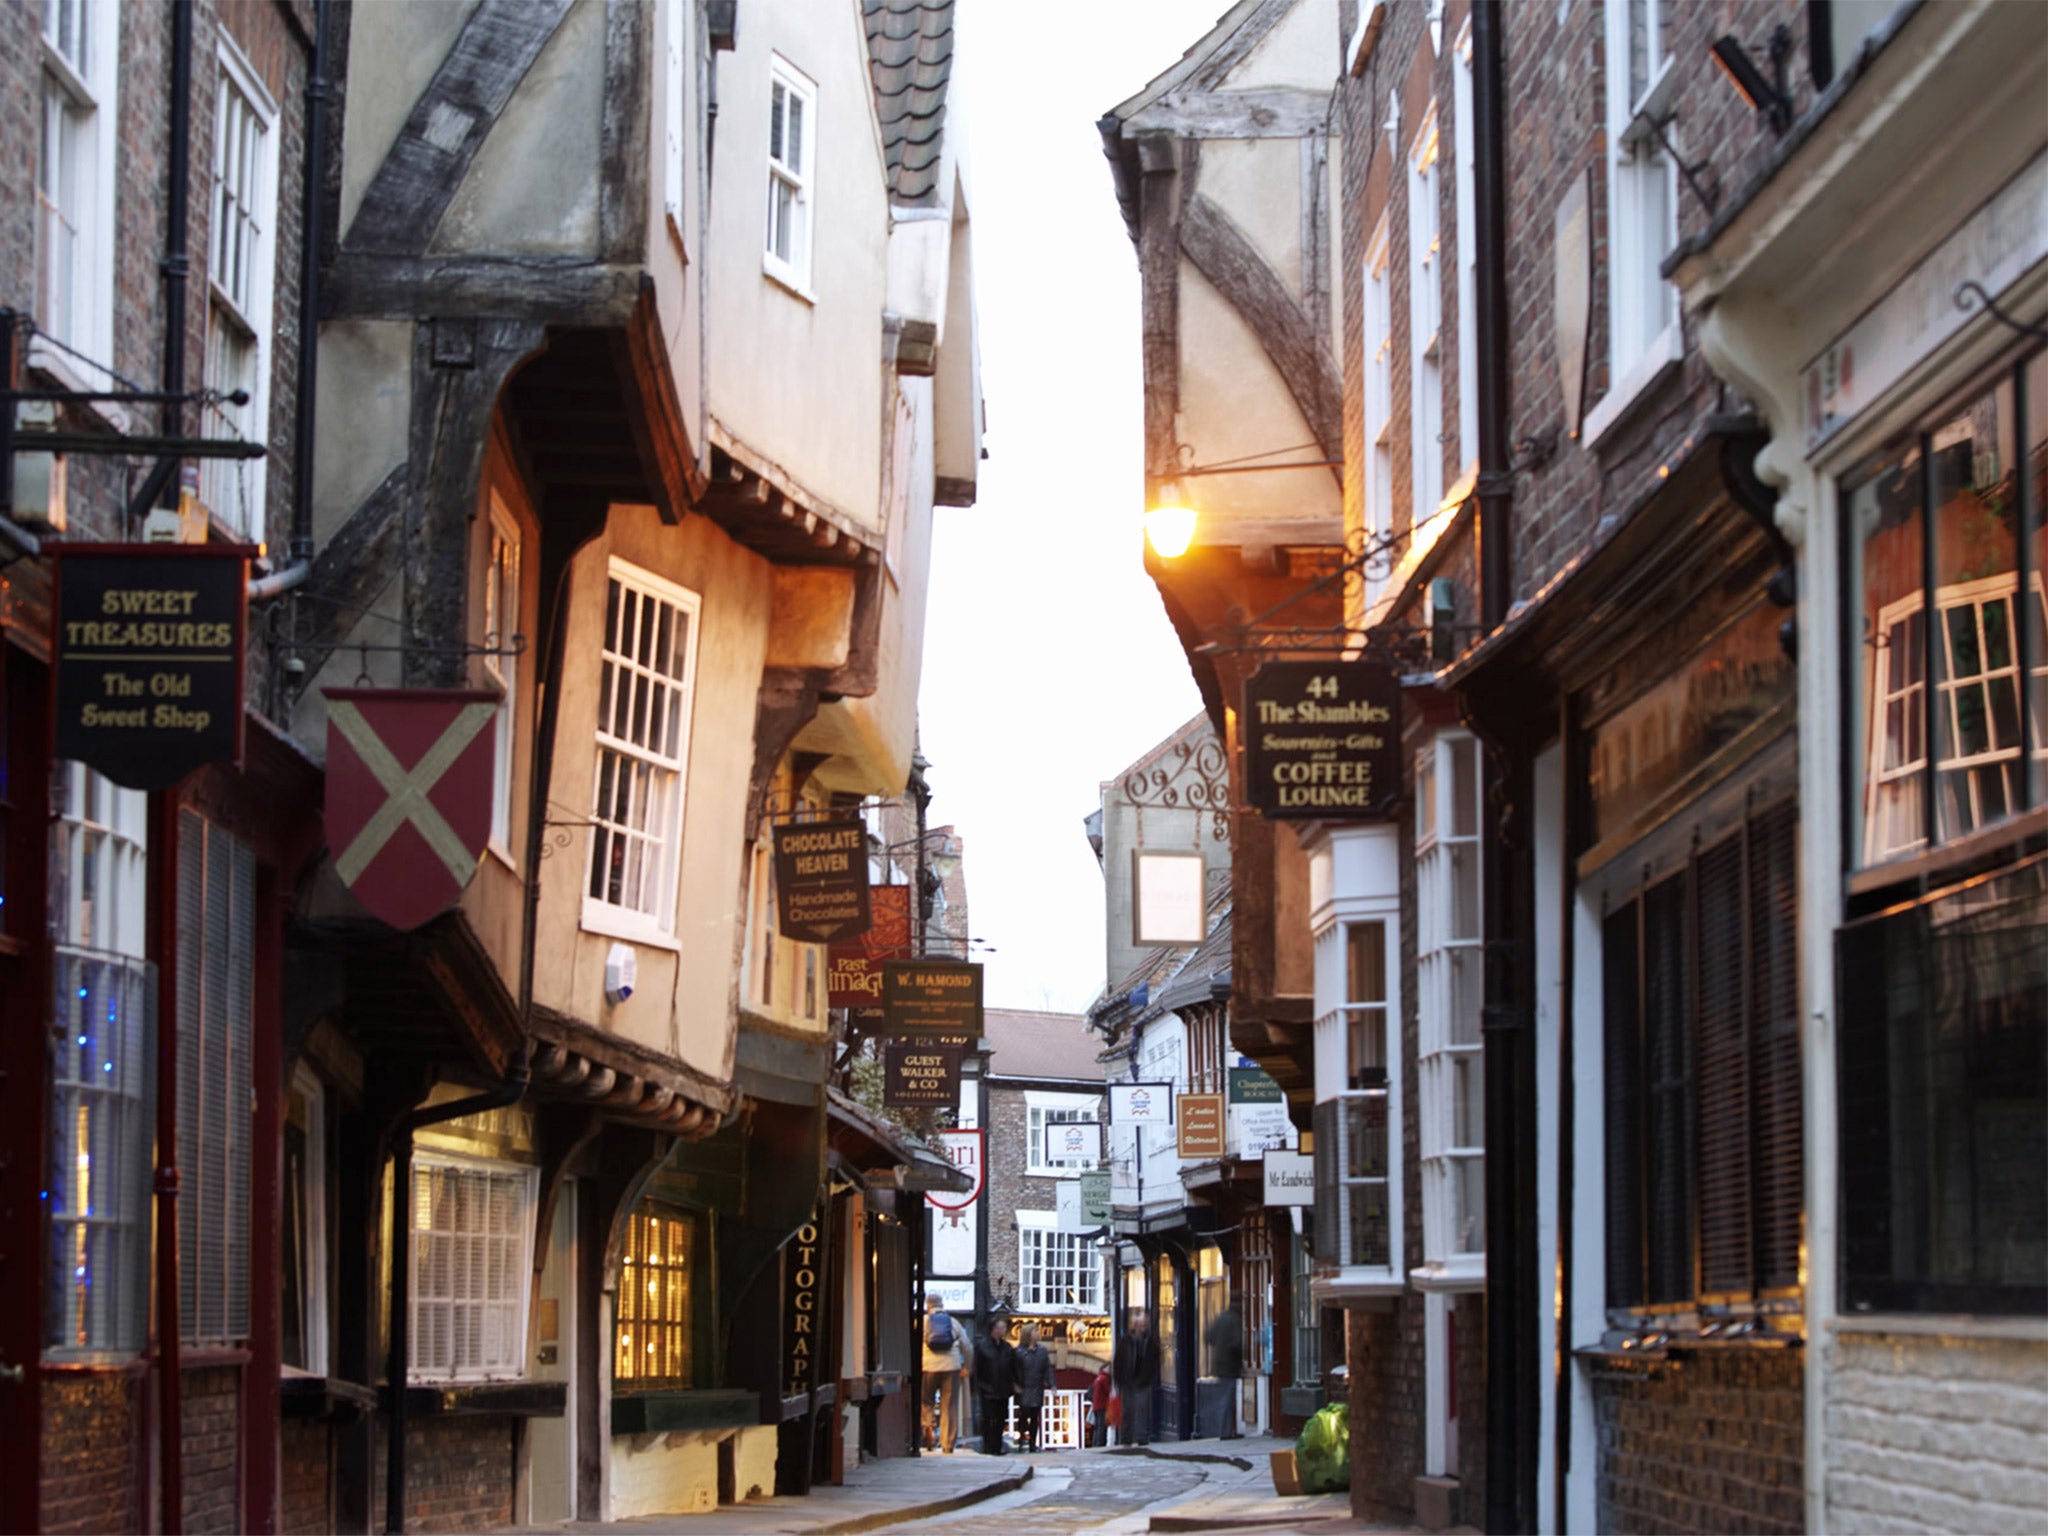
[322,254,643,324]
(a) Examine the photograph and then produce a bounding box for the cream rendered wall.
[646,0,706,478]
[337,0,477,238]
[1227,0,1342,90]
[534,504,774,1086]
[707,0,890,533]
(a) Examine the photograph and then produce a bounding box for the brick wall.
[41,1372,142,1535]
[1590,1346,1803,1535]
[280,1418,332,1535]
[370,1416,520,1535]
[183,1364,243,1534]
[1826,1332,2048,1533]
[1454,1293,1485,1512]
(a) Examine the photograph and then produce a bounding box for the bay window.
[1415,732,1484,1286]
[409,1154,537,1381]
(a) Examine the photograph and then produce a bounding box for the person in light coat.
[921,1294,970,1452]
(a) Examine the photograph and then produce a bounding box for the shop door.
[529,1179,577,1524]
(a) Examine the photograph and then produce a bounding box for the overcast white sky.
[917,3,1233,1015]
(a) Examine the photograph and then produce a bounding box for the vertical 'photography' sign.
[882,960,984,1036]
[772,818,871,942]
[53,545,250,790]
[783,1211,825,1399]
[1241,660,1401,819]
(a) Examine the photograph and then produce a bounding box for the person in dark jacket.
[1205,1303,1244,1438]
[1112,1307,1162,1446]
[972,1317,1017,1454]
[1012,1323,1054,1452]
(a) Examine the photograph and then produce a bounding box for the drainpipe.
[1469,4,1535,1533]
[154,7,196,1530]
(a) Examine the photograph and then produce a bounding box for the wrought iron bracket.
[1954,280,2047,341]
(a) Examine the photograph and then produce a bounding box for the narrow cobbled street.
[889,1451,1210,1534]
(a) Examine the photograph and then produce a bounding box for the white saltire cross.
[330,697,498,887]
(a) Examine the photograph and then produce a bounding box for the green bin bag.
[1294,1402,1350,1494]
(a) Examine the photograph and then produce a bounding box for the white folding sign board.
[1133,850,1206,945]
[1109,1082,1174,1124]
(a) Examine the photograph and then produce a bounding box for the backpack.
[926,1310,956,1352]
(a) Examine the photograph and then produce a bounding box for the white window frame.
[1408,109,1445,537]
[1362,217,1394,611]
[283,1065,329,1376]
[1451,20,1478,484]
[1026,1091,1103,1177]
[1587,0,1682,449]
[764,54,817,296]
[199,35,280,538]
[582,560,700,944]
[47,763,153,1360]
[483,495,521,864]
[33,0,120,399]
[1413,731,1485,1289]
[1016,1209,1102,1313]
[408,1152,538,1383]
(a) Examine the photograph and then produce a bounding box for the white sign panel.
[1045,1119,1103,1166]
[931,1199,978,1275]
[1056,1181,1083,1234]
[1263,1149,1316,1207]
[1109,1082,1175,1125]
[924,1277,975,1312]
[1133,850,1206,944]
[1231,1098,1297,1159]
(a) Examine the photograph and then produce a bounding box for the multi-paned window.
[1416,733,1484,1275]
[1314,921,1397,1274]
[585,562,699,938]
[178,811,256,1344]
[1016,1212,1101,1311]
[615,1204,697,1390]
[1603,798,1801,1311]
[36,0,116,360]
[1362,219,1394,608]
[483,496,521,858]
[1409,111,1445,533]
[409,1155,537,1381]
[1848,358,2048,868]
[765,56,816,291]
[1027,1094,1102,1177]
[47,765,152,1357]
[200,40,278,537]
[1597,0,1680,434]
[282,1067,328,1374]
[1291,1229,1321,1386]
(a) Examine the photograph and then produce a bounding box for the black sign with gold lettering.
[1242,660,1401,819]
[783,1210,825,1399]
[772,818,871,942]
[883,1041,964,1106]
[882,960,984,1036]
[53,545,249,791]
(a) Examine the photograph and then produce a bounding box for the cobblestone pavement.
[889,1452,1209,1534]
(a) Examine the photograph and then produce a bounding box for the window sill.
[1312,1268,1405,1305]
[1830,1312,2048,1344]
[26,338,133,435]
[762,258,817,306]
[386,1379,566,1418]
[611,1386,761,1436]
[1409,1260,1486,1294]
[1845,805,2047,904]
[579,900,682,952]
[281,1374,378,1421]
[1580,320,1683,451]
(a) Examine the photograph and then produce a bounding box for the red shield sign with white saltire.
[927,1129,984,1212]
[323,687,501,931]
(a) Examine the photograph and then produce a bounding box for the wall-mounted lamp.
[1144,479,1198,559]
[1710,24,1793,134]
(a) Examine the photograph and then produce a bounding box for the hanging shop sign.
[883,1040,963,1107]
[53,544,250,790]
[829,882,911,1007]
[772,818,871,942]
[323,687,500,931]
[783,1210,825,1399]
[1109,1082,1174,1125]
[1262,1149,1316,1207]
[1176,1092,1226,1159]
[883,959,983,1036]
[1229,1066,1295,1158]
[928,1129,984,1211]
[1045,1119,1103,1166]
[1242,659,1401,819]
[1079,1169,1114,1226]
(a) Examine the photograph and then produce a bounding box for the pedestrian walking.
[1013,1323,1053,1452]
[1112,1307,1162,1447]
[921,1294,969,1453]
[1088,1361,1113,1447]
[972,1316,1018,1455]
[1205,1302,1244,1439]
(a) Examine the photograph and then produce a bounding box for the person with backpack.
[922,1294,968,1452]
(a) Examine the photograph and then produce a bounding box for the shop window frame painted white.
[1016,1209,1102,1313]
[33,0,120,397]
[1414,731,1486,1289]
[1408,107,1445,535]
[483,492,522,865]
[407,1152,538,1383]
[1026,1091,1102,1177]
[764,54,817,297]
[1451,19,1478,484]
[1362,216,1394,612]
